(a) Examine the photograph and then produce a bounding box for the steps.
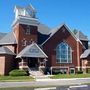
[28,67,51,80]
[28,68,43,77]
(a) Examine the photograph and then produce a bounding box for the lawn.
[0,76,34,82]
[0,87,34,90]
[50,74,90,79]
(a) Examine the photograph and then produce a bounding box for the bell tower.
[12,4,39,53]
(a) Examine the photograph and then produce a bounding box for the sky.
[0,0,90,40]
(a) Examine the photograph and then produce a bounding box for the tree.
[73,29,78,35]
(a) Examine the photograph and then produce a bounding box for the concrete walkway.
[0,78,90,88]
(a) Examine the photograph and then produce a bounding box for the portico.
[16,42,48,72]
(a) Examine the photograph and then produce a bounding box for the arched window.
[56,42,72,63]
[25,25,30,35]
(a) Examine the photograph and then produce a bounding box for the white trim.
[56,42,72,63]
[41,24,85,49]
[25,25,31,35]
[16,42,48,58]
[13,30,18,44]
[70,68,75,74]
[82,66,90,68]
[51,66,69,69]
[12,15,39,27]
[34,43,48,58]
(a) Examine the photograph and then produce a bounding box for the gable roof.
[75,31,88,41]
[38,23,51,35]
[0,46,15,55]
[0,33,7,40]
[0,31,17,45]
[16,42,48,58]
[80,49,90,59]
[41,24,83,46]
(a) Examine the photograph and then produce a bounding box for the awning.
[80,49,90,59]
[16,42,48,58]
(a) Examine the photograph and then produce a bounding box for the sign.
[29,48,39,53]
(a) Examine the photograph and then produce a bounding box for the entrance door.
[28,57,38,68]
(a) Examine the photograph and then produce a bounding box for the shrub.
[77,70,83,74]
[9,69,28,76]
[52,69,62,75]
[87,69,90,73]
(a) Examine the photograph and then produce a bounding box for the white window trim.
[70,68,75,74]
[22,38,27,46]
[56,42,72,63]
[25,25,30,35]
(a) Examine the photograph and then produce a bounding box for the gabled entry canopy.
[16,42,48,58]
[80,49,90,59]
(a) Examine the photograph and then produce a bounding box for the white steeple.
[14,4,36,19]
[12,4,39,27]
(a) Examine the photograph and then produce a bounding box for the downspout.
[77,40,80,71]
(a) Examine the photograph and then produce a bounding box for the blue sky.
[0,0,90,40]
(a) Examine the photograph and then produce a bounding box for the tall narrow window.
[25,25,30,35]
[22,38,27,46]
[56,42,72,63]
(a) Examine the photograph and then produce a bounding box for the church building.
[0,4,90,75]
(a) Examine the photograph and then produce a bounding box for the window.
[70,68,75,74]
[56,42,72,63]
[22,38,27,46]
[25,25,30,35]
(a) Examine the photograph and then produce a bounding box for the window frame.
[25,25,31,35]
[56,42,72,63]
[22,38,27,46]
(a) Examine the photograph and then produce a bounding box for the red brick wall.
[5,55,15,75]
[43,25,83,68]
[14,24,38,53]
[0,56,5,75]
[0,55,15,75]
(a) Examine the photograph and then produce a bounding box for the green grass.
[0,76,34,82]
[0,87,34,90]
[50,74,90,79]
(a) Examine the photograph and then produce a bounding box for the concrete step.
[28,68,43,76]
[35,76,50,79]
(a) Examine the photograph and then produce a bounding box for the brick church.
[0,4,90,75]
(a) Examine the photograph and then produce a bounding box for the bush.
[52,69,62,75]
[77,70,83,74]
[9,69,28,76]
[87,69,90,73]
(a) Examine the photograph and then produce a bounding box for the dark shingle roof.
[0,33,7,40]
[38,32,50,44]
[75,31,88,41]
[38,23,51,35]
[0,31,17,45]
[0,46,15,55]
[80,49,90,58]
[42,24,83,46]
[16,42,48,58]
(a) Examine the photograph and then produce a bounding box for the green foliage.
[0,76,34,81]
[77,70,83,74]
[9,69,28,76]
[73,29,78,35]
[52,69,62,75]
[87,69,90,73]
[50,74,90,79]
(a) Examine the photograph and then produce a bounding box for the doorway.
[28,57,38,68]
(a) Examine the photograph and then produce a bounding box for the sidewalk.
[0,78,90,88]
[36,77,90,81]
